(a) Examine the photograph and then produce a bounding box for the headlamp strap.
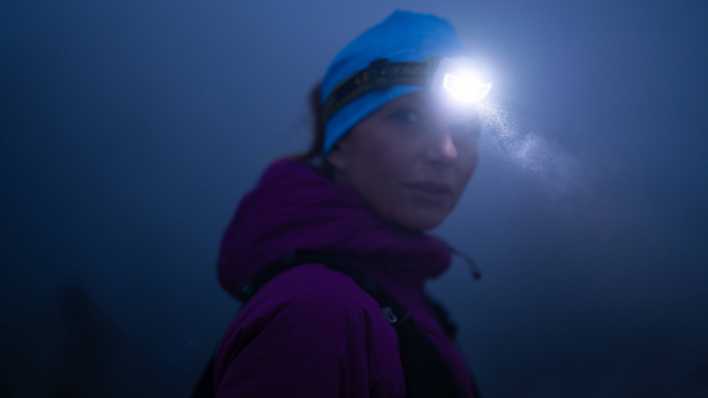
[321,58,440,123]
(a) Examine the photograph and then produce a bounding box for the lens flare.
[442,71,492,104]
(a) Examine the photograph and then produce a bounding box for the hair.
[286,82,336,180]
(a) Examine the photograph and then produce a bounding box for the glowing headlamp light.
[322,56,492,123]
[437,58,493,105]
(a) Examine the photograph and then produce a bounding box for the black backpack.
[191,249,481,398]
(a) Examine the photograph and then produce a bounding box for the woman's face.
[326,91,481,231]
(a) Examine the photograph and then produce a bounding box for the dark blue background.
[4,1,707,396]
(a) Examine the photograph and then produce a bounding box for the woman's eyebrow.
[394,98,427,109]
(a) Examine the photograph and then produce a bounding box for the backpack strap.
[238,249,411,329]
[239,249,459,338]
[424,293,458,340]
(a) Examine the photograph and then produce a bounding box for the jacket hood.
[217,157,454,300]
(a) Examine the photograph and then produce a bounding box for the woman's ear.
[326,141,348,171]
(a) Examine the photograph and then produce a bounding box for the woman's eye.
[389,109,421,125]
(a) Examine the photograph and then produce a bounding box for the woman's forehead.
[384,92,431,108]
[383,92,482,121]
[390,90,431,106]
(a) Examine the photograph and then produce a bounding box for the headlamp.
[322,57,492,123]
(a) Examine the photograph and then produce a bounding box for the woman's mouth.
[403,182,454,205]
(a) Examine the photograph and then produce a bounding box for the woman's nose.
[425,131,458,163]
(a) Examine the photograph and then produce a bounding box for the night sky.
[4,1,708,397]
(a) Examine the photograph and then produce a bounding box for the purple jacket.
[213,157,476,397]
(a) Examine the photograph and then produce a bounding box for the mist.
[4,1,707,396]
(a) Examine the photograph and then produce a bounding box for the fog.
[4,1,707,396]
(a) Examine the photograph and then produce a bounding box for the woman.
[209,9,484,398]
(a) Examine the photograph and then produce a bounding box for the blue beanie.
[320,10,465,156]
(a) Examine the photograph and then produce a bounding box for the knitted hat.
[320,10,465,155]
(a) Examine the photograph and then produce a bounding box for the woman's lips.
[403,181,454,195]
[403,182,454,204]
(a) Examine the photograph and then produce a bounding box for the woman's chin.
[394,207,450,232]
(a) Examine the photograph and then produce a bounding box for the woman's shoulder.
[213,263,405,397]
[216,263,395,365]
